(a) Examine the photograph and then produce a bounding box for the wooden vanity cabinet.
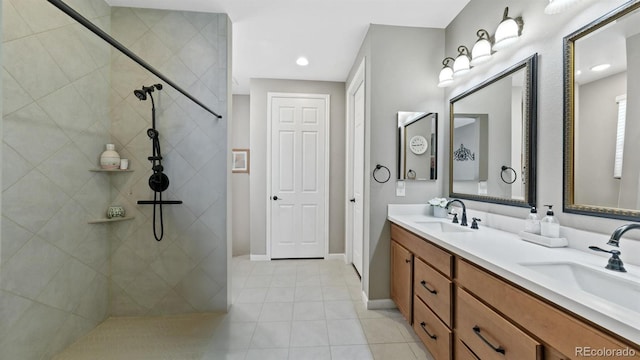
[389,222,640,360]
[391,240,413,322]
[391,223,454,360]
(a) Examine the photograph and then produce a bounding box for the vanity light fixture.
[453,46,472,76]
[470,29,492,66]
[493,7,523,51]
[437,57,455,87]
[590,63,611,72]
[296,56,309,66]
[544,0,584,15]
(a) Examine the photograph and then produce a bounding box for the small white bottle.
[524,206,540,234]
[540,205,560,238]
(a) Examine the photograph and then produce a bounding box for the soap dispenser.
[540,205,560,238]
[524,206,540,234]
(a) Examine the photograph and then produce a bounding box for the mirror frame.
[397,112,438,181]
[563,1,640,220]
[449,53,538,207]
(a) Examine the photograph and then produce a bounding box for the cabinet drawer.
[414,257,452,328]
[456,259,640,358]
[457,288,542,360]
[391,223,452,277]
[413,295,452,360]
[455,338,479,360]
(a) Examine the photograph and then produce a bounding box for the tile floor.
[54,256,434,359]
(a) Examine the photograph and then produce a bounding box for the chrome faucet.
[446,199,467,226]
[607,223,640,247]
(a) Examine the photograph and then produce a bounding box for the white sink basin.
[413,221,473,233]
[520,261,640,312]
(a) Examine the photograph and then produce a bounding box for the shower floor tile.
[53,256,434,360]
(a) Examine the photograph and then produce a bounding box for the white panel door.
[270,95,327,259]
[352,82,365,276]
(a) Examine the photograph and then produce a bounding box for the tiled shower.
[0,0,231,358]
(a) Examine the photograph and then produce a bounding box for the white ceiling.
[105,0,470,94]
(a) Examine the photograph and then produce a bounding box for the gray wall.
[108,7,230,316]
[444,0,635,237]
[249,79,346,256]
[1,1,112,358]
[346,25,445,300]
[232,94,250,256]
[575,72,625,207]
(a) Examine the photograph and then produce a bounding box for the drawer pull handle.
[420,280,438,295]
[420,322,438,340]
[473,326,505,355]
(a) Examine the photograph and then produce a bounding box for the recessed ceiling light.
[296,57,309,66]
[590,63,611,72]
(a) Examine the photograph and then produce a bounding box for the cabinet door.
[391,240,413,322]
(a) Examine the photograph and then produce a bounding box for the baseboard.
[361,291,397,310]
[249,254,270,261]
[326,253,346,262]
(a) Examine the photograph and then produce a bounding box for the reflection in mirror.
[397,112,438,180]
[450,54,537,207]
[564,2,640,220]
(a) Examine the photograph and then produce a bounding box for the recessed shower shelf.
[88,216,135,224]
[90,169,134,173]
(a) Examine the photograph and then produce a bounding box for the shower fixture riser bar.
[46,0,223,119]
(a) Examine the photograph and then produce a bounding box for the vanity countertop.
[387,204,640,346]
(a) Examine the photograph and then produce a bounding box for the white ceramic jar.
[100,144,121,169]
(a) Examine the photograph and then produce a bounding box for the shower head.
[133,84,163,101]
[134,89,147,101]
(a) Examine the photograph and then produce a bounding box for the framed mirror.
[564,2,640,220]
[449,54,538,207]
[397,112,438,180]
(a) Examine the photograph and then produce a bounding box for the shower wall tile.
[3,36,70,100]
[175,267,223,311]
[177,172,221,217]
[0,236,69,299]
[0,290,35,339]
[9,0,73,34]
[37,198,92,255]
[132,7,167,29]
[38,84,96,138]
[2,68,32,116]
[0,301,70,360]
[38,142,95,197]
[3,102,69,167]
[179,33,219,77]
[2,143,32,191]
[150,242,196,286]
[108,8,229,317]
[0,216,33,263]
[75,273,109,321]
[129,31,173,66]
[37,25,98,82]
[174,126,219,170]
[2,2,112,358]
[2,170,70,233]
[37,257,97,312]
[110,7,148,47]
[151,11,198,53]
[2,0,33,42]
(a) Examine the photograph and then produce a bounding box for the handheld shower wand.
[134,84,173,241]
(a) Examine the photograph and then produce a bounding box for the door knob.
[272,196,281,201]
[350,198,356,203]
